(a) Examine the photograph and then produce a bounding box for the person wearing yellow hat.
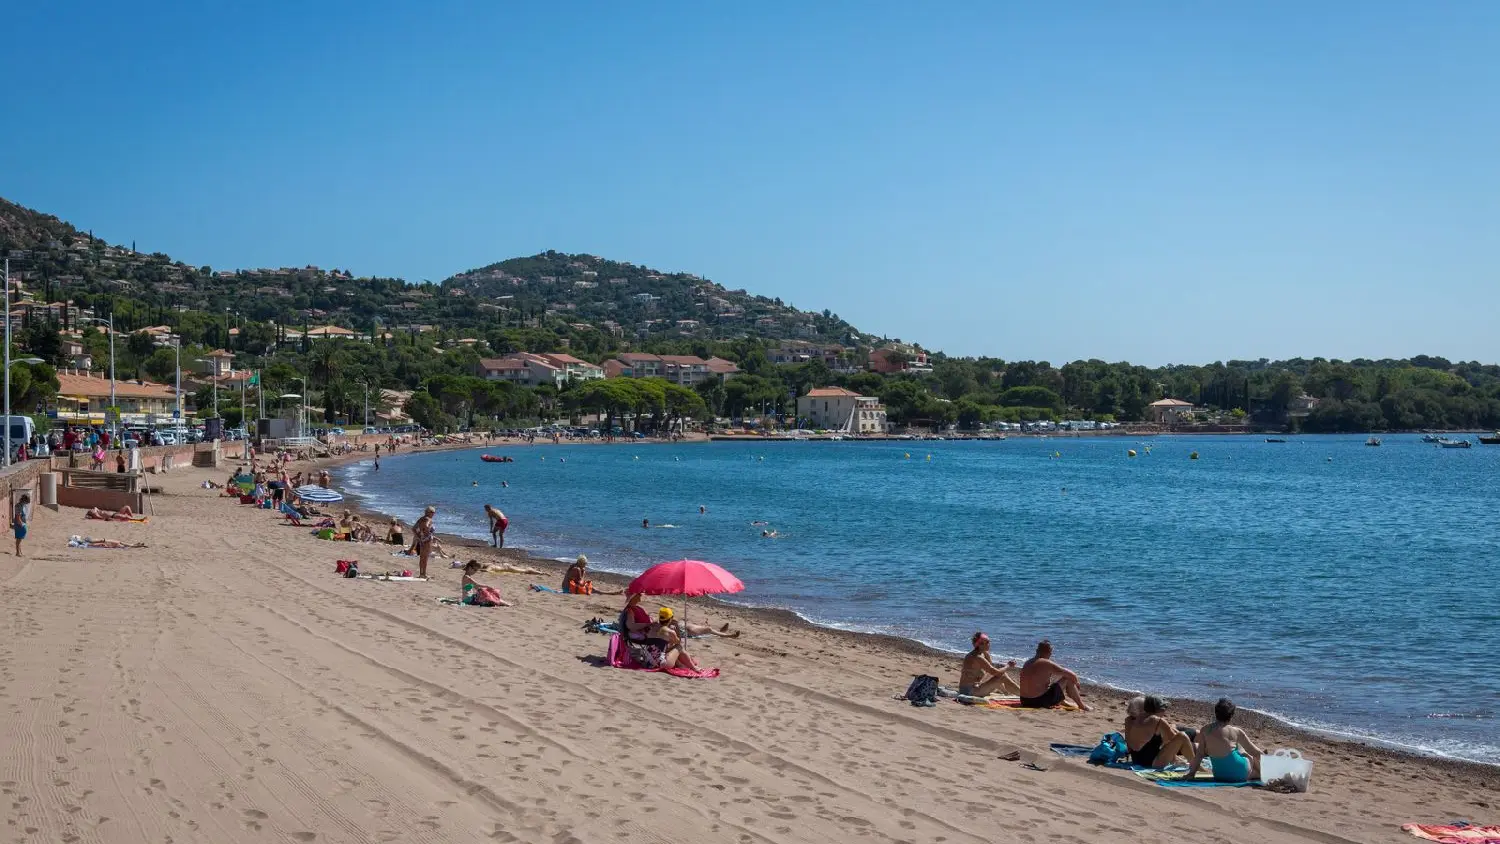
[658,605,741,639]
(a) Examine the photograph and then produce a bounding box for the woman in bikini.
[1123,695,1197,769]
[411,506,436,578]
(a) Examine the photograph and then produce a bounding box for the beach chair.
[279,503,307,525]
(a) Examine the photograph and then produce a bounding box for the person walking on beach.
[958,632,1020,698]
[485,504,508,548]
[1018,640,1092,710]
[12,493,31,557]
[412,506,436,578]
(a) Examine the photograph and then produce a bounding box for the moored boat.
[1265,437,1287,443]
[1421,434,1441,443]
[480,454,513,463]
[1366,437,1381,447]
[1437,438,1472,449]
[1479,432,1500,445]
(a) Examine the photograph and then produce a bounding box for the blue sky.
[4,2,1497,365]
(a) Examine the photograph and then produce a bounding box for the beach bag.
[335,560,353,574]
[343,562,359,578]
[903,674,939,707]
[1259,749,1313,792]
[1088,732,1130,766]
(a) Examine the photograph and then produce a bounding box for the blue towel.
[1049,744,1093,758]
[530,584,560,593]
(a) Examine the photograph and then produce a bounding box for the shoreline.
[8,452,1494,842]
[320,446,1499,779]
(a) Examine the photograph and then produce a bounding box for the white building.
[797,387,887,433]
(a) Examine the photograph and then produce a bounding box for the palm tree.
[309,341,344,390]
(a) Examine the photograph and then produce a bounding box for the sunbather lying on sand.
[85,506,138,521]
[1018,640,1092,710]
[959,632,1019,697]
[1124,695,1196,768]
[69,535,147,549]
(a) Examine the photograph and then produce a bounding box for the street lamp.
[2,356,45,466]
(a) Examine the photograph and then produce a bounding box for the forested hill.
[443,251,863,345]
[0,198,870,350]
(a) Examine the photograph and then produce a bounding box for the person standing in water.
[485,504,508,548]
[11,493,31,557]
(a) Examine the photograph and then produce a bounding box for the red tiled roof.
[56,372,176,399]
[805,387,860,398]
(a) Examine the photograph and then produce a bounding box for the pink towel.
[605,634,719,679]
[1403,824,1500,843]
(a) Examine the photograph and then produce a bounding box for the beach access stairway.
[50,465,145,514]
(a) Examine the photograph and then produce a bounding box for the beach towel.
[1134,768,1260,788]
[605,634,719,679]
[530,584,560,593]
[1403,824,1500,843]
[974,696,1081,712]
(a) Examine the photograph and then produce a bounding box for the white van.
[1,416,35,457]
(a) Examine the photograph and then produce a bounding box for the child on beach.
[12,493,31,556]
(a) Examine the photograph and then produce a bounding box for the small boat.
[1421,434,1441,443]
[1366,437,1381,447]
[1265,437,1287,443]
[1437,438,1472,449]
[1479,432,1500,445]
[480,454,513,463]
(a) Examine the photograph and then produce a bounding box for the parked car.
[362,426,379,435]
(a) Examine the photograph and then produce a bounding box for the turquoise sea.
[341,434,1499,763]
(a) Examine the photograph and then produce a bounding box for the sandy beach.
[0,458,1493,844]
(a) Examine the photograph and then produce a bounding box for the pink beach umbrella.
[627,560,744,627]
[628,559,744,597]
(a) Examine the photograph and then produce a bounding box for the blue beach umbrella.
[294,484,344,504]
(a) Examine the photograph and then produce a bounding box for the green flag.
[248,372,259,386]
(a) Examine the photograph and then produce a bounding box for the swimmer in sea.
[472,480,478,486]
[502,481,509,488]
[751,520,769,526]
[642,518,649,529]
[761,529,778,538]
[699,505,706,515]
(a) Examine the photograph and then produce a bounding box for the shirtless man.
[1018,640,1092,710]
[958,632,1020,698]
[1184,698,1263,783]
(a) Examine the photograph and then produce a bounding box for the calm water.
[342,435,1499,762]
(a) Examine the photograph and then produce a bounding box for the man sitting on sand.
[1124,695,1197,768]
[1018,640,1092,711]
[958,632,1020,698]
[1184,698,1263,783]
